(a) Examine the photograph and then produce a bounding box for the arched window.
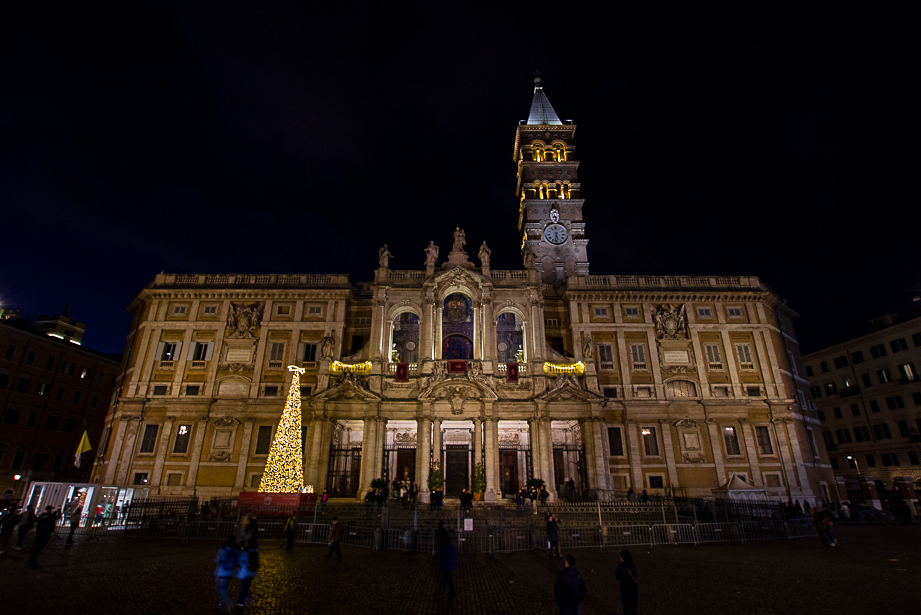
[442,293,473,360]
[496,312,524,363]
[665,380,698,398]
[390,312,420,362]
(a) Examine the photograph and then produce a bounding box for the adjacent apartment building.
[804,312,921,511]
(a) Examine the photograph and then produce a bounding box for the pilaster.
[151,417,176,490]
[234,419,255,490]
[706,418,726,486]
[625,421,643,490]
[185,417,210,491]
[659,418,679,490]
[417,417,431,503]
[738,419,762,487]
[115,417,142,485]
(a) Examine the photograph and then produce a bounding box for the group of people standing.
[515,485,550,512]
[0,504,62,569]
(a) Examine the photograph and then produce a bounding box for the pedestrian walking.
[27,505,61,569]
[839,501,851,520]
[540,486,549,507]
[377,488,387,512]
[641,489,649,504]
[813,506,828,545]
[821,507,837,546]
[0,507,21,553]
[214,535,240,613]
[546,514,561,558]
[439,535,457,598]
[627,488,636,504]
[529,486,538,508]
[554,554,587,615]
[436,520,449,548]
[15,504,35,550]
[615,550,639,615]
[326,517,343,560]
[284,511,297,549]
[400,485,407,508]
[410,482,418,507]
[320,488,329,514]
[236,539,259,611]
[365,489,375,513]
[516,488,525,513]
[66,505,83,544]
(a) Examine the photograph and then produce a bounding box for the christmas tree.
[258,365,305,493]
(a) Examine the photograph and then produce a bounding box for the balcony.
[266,360,283,369]
[157,360,175,370]
[298,361,318,371]
[497,363,528,374]
[189,360,208,370]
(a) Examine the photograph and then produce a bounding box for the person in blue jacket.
[236,539,260,611]
[214,535,239,613]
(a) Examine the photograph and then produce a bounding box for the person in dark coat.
[214,534,239,612]
[284,511,297,549]
[27,505,61,569]
[66,505,83,544]
[236,539,259,610]
[546,514,561,558]
[365,489,375,513]
[439,536,457,598]
[615,550,639,615]
[554,554,587,615]
[326,517,343,560]
[15,504,35,550]
[436,520,449,548]
[0,507,22,553]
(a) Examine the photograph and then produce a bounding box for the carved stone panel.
[675,419,705,463]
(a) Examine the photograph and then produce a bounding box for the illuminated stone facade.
[92,83,833,504]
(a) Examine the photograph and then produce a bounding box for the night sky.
[1,4,916,355]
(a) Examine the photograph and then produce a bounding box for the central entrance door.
[444,445,469,497]
[501,451,519,496]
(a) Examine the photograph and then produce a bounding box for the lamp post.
[846,454,860,476]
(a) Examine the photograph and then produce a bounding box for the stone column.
[473,419,482,470]
[540,419,556,498]
[435,301,444,360]
[528,417,541,482]
[305,418,325,488]
[624,421,644,492]
[705,419,726,486]
[658,418,679,491]
[115,417,142,485]
[358,417,377,498]
[185,418,210,492]
[422,300,434,361]
[484,418,498,502]
[432,418,443,471]
[234,419,256,490]
[472,303,480,360]
[371,418,385,482]
[416,418,432,503]
[738,419,762,486]
[151,417,176,491]
[104,416,132,484]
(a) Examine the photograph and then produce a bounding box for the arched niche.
[442,293,474,360]
[495,307,527,363]
[388,306,421,363]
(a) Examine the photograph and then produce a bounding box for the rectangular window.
[64,418,76,432]
[4,345,15,360]
[891,338,909,353]
[869,400,880,413]
[264,386,279,397]
[872,423,892,440]
[870,344,887,358]
[11,451,25,469]
[90,394,99,407]
[152,385,168,396]
[54,386,64,400]
[854,427,865,442]
[833,407,842,419]
[817,410,826,421]
[898,363,916,381]
[97,372,106,383]
[856,426,871,441]
[811,386,822,399]
[727,307,743,318]
[705,344,723,369]
[597,344,615,368]
[641,427,659,456]
[191,341,213,361]
[629,344,647,370]
[80,367,89,379]
[296,342,318,362]
[820,361,829,373]
[746,385,761,397]
[593,307,610,318]
[806,427,819,458]
[99,427,112,456]
[914,392,921,406]
[886,396,904,409]
[866,454,876,468]
[27,412,37,427]
[172,305,187,315]
[833,356,848,369]
[882,453,900,467]
[648,476,664,489]
[607,427,624,456]
[697,307,713,318]
[736,344,755,370]
[45,415,59,430]
[35,382,47,397]
[851,404,861,416]
[723,426,742,456]
[824,382,838,395]
[787,350,799,376]
[276,305,291,315]
[307,306,322,316]
[173,424,192,454]
[625,307,639,317]
[255,426,273,455]
[806,366,814,377]
[851,351,864,364]
[354,317,371,326]
[0,373,7,389]
[73,390,82,404]
[545,318,560,327]
[797,390,807,410]
[877,369,891,384]
[765,474,782,488]
[897,420,910,437]
[4,408,20,425]
[185,385,201,396]
[830,457,839,469]
[909,451,920,465]
[25,350,35,365]
[603,387,618,398]
[269,342,285,363]
[913,332,921,347]
[203,305,218,315]
[16,377,30,393]
[159,343,178,361]
[133,473,149,485]
[861,373,872,387]
[139,425,159,453]
[755,426,773,455]
[836,428,852,444]
[300,386,312,398]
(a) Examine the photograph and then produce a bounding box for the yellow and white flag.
[74,429,93,468]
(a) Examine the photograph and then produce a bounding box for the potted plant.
[427,461,444,492]
[370,478,388,491]
[471,463,486,501]
[526,478,545,491]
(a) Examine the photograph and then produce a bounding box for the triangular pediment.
[312,375,381,403]
[533,375,604,402]
[434,266,488,289]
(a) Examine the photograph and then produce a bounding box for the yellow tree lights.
[258,365,305,493]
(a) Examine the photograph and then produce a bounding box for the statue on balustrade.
[424,241,439,267]
[378,244,393,269]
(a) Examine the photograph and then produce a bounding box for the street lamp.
[846,454,861,476]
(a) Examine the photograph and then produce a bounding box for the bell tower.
[514,76,589,283]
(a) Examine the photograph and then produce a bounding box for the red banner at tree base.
[238,492,317,516]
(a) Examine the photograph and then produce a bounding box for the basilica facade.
[91,81,834,504]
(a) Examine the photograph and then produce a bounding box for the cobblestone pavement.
[1,526,919,614]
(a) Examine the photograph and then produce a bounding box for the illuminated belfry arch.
[514,76,589,283]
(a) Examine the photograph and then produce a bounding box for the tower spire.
[527,75,562,126]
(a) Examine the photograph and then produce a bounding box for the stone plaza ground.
[1,525,919,614]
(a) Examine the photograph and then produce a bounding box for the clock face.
[543,223,568,245]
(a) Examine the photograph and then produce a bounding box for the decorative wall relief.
[394,431,417,443]
[675,418,705,463]
[212,416,240,427]
[652,304,688,340]
[208,450,232,462]
[227,302,264,338]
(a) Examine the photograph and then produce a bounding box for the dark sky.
[1,3,917,355]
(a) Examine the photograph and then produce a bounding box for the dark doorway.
[396,449,416,483]
[444,446,469,496]
[553,446,587,497]
[326,447,362,498]
[501,451,519,495]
